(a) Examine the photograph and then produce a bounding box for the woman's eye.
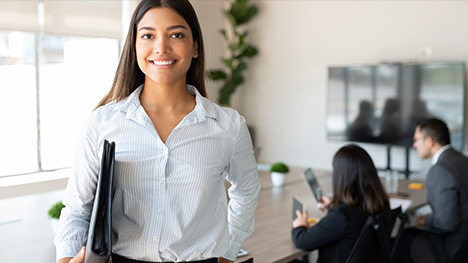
[171,33,184,38]
[142,34,153,40]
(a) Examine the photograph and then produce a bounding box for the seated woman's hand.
[317,195,331,211]
[292,210,309,229]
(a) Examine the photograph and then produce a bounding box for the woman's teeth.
[152,60,175,65]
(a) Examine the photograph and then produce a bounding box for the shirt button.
[153,235,158,241]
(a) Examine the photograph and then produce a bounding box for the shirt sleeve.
[54,112,101,261]
[426,165,460,233]
[222,116,261,260]
[291,208,347,251]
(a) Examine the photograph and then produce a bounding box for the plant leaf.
[224,10,237,27]
[234,61,248,72]
[219,82,236,105]
[236,44,258,59]
[208,69,227,80]
[219,29,228,41]
[229,42,246,52]
[222,58,233,69]
[231,0,258,26]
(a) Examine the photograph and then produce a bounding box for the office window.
[39,35,119,171]
[0,31,38,176]
[0,0,122,177]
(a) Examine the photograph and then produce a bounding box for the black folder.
[84,140,115,263]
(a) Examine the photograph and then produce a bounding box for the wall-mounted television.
[326,62,466,151]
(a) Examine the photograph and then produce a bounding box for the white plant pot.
[271,172,286,187]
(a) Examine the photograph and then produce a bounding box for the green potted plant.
[48,201,65,233]
[270,162,289,187]
[208,0,259,106]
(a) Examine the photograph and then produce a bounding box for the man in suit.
[404,118,468,262]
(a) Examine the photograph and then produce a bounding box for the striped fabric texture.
[54,85,261,262]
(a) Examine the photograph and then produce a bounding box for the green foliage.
[208,0,259,106]
[270,162,290,173]
[48,201,65,219]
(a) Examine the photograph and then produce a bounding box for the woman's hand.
[58,247,86,263]
[292,210,309,229]
[415,215,427,226]
[317,195,331,211]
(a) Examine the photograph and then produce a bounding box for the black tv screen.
[326,62,466,151]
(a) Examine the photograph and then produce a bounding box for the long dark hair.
[330,144,390,215]
[95,0,207,109]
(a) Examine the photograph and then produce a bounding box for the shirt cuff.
[222,240,242,261]
[55,240,84,262]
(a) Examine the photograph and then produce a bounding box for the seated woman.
[291,144,390,262]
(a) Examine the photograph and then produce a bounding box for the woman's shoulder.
[198,95,243,123]
[330,204,367,217]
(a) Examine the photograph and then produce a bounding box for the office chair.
[449,232,468,263]
[345,206,405,263]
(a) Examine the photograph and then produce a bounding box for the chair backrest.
[449,231,468,263]
[345,206,404,263]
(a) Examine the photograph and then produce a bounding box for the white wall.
[194,1,468,173]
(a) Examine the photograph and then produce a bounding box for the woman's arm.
[223,116,261,261]
[291,207,346,251]
[55,112,101,260]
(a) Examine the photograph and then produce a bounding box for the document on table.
[390,197,413,212]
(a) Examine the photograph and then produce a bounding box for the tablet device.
[301,168,324,203]
[292,197,303,221]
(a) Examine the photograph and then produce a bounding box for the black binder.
[84,140,115,263]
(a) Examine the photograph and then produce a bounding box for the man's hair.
[418,118,451,146]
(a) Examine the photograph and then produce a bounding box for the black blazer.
[291,204,368,263]
[426,147,468,259]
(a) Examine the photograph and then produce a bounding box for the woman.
[292,144,390,262]
[54,1,260,263]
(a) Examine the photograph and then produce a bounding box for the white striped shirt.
[54,85,261,262]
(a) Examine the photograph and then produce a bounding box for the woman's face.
[136,7,197,87]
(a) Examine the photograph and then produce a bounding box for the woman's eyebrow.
[138,25,188,31]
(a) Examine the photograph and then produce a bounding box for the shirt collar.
[114,84,218,121]
[187,84,218,121]
[432,144,452,165]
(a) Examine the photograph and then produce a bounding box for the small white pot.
[271,172,286,187]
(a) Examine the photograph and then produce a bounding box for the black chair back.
[449,231,468,263]
[345,206,405,263]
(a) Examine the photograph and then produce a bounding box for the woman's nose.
[153,37,170,55]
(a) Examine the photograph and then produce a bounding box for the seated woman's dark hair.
[329,144,390,215]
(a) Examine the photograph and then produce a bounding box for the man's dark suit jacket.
[426,147,468,259]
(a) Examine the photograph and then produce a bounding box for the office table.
[235,167,427,263]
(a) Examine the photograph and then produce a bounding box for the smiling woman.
[55,1,260,263]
